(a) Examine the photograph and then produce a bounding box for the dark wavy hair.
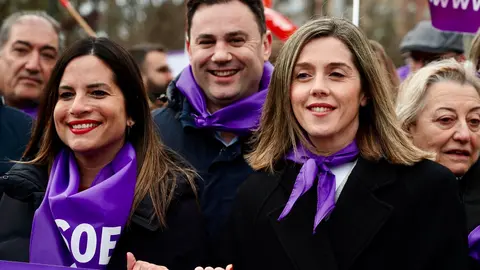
[23,37,197,227]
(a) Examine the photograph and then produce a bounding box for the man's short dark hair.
[186,0,266,39]
[128,43,167,69]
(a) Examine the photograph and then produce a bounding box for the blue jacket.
[153,78,254,239]
[0,98,32,177]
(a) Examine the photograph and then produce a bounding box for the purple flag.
[0,260,94,269]
[29,143,137,269]
[429,0,480,34]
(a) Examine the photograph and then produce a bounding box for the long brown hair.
[247,17,429,172]
[22,37,196,227]
[369,40,401,98]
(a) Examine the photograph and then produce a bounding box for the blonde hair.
[469,28,480,70]
[247,17,428,172]
[396,59,480,132]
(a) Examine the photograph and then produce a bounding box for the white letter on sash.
[71,223,97,263]
[99,226,121,265]
[55,219,71,251]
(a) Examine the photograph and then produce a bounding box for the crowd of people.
[0,0,480,269]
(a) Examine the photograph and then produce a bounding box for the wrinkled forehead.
[7,16,59,50]
[424,81,480,110]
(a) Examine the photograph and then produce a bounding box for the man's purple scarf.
[279,141,359,233]
[29,143,137,269]
[175,62,273,135]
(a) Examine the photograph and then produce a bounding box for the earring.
[126,121,134,137]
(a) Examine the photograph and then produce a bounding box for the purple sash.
[0,260,95,269]
[29,143,137,269]
[279,141,359,233]
[175,62,273,135]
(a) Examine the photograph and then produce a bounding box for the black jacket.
[153,77,254,239]
[459,160,480,270]
[0,162,207,270]
[216,157,469,270]
[0,98,32,177]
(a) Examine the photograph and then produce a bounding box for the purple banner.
[429,0,480,34]
[0,260,94,269]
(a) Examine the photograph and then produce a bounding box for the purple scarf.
[21,107,38,119]
[397,65,410,82]
[175,62,273,135]
[30,143,137,269]
[468,225,480,260]
[279,141,359,233]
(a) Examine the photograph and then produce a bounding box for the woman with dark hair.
[0,37,206,270]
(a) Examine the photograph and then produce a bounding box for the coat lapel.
[266,158,397,270]
[328,157,395,270]
[267,162,338,270]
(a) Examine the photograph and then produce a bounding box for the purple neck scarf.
[468,225,480,260]
[279,141,359,233]
[175,62,273,135]
[397,65,410,82]
[21,106,38,119]
[30,143,137,269]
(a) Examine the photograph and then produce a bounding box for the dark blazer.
[0,98,32,177]
[153,77,254,238]
[459,160,480,270]
[216,157,469,270]
[0,162,207,270]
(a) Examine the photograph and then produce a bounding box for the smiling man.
[153,0,272,256]
[0,11,63,118]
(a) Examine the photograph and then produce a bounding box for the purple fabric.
[429,0,480,34]
[20,107,37,119]
[175,62,273,135]
[30,143,137,269]
[0,260,95,269]
[468,225,480,260]
[397,65,410,81]
[279,141,359,233]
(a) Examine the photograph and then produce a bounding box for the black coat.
[153,77,254,239]
[459,160,480,270]
[0,162,207,270]
[216,157,470,270]
[0,99,32,177]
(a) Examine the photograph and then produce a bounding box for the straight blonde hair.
[247,17,429,172]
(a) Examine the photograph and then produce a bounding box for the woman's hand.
[127,252,169,270]
[194,265,233,270]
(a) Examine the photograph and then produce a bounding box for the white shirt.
[330,159,358,202]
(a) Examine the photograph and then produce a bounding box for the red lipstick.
[68,120,101,135]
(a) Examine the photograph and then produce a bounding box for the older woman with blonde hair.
[193,17,470,270]
[396,59,480,266]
